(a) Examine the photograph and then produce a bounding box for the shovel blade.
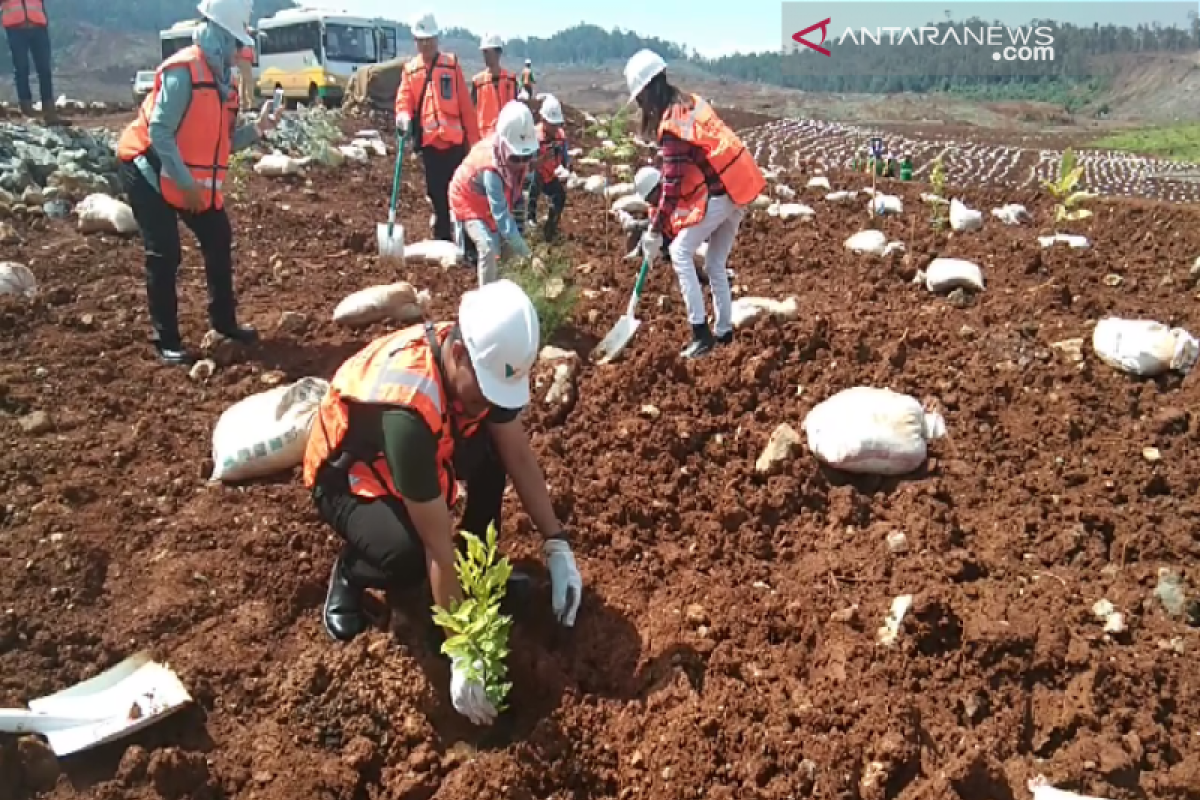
[590,314,641,364]
[377,222,406,260]
[19,651,192,757]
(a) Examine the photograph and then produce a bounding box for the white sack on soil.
[612,194,648,215]
[949,198,983,232]
[210,377,329,482]
[333,282,430,327]
[1028,776,1111,800]
[731,296,799,326]
[844,229,887,255]
[1092,317,1199,376]
[404,239,462,267]
[583,175,607,194]
[0,262,36,297]
[924,258,984,293]
[254,151,309,176]
[869,194,903,215]
[603,182,635,200]
[804,387,946,475]
[76,193,138,234]
[768,202,815,220]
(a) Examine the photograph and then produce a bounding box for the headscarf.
[492,135,529,197]
[194,20,238,101]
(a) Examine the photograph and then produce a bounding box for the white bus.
[255,7,397,107]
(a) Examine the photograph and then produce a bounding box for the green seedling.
[929,157,948,230]
[1042,148,1096,222]
[431,523,513,712]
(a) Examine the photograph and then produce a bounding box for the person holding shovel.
[395,12,479,243]
[527,94,568,241]
[623,49,766,359]
[626,165,707,287]
[116,0,276,366]
[448,101,538,286]
[471,33,518,138]
[303,278,584,725]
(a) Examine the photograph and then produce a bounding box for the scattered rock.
[755,423,801,473]
[188,359,216,382]
[276,310,308,333]
[17,410,52,434]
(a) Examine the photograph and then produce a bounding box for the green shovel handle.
[387,132,406,236]
[626,255,650,316]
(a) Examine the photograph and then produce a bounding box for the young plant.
[929,157,949,230]
[228,150,253,197]
[509,252,578,343]
[1042,148,1096,222]
[430,523,513,712]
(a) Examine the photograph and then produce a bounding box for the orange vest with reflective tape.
[535,122,565,184]
[400,53,466,149]
[117,46,239,213]
[302,323,490,505]
[448,135,523,232]
[1,0,46,27]
[472,69,517,138]
[656,94,765,233]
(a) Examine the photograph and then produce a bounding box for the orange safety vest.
[238,44,254,64]
[302,322,489,505]
[535,122,565,184]
[1,0,46,27]
[117,46,240,213]
[398,53,467,149]
[448,135,524,232]
[519,67,534,87]
[655,93,766,233]
[472,68,517,138]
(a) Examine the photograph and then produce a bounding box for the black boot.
[681,323,715,359]
[323,556,367,642]
[154,341,194,366]
[542,208,561,242]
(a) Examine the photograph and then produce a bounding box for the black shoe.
[323,557,367,642]
[215,325,260,345]
[716,330,733,346]
[680,323,715,359]
[155,343,194,366]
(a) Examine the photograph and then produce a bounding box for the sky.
[333,0,1198,58]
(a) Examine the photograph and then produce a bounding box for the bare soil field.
[1,108,1199,800]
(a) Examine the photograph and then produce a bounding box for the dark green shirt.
[345,403,521,502]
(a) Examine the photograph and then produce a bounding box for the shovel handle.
[387,133,405,238]
[0,708,111,734]
[626,255,651,317]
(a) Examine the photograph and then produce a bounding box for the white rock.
[755,423,802,473]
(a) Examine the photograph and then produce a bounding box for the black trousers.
[421,143,466,242]
[119,159,240,348]
[528,177,565,222]
[5,25,53,107]
[312,433,506,590]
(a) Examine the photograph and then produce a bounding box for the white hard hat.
[197,0,254,46]
[634,166,661,200]
[480,32,503,50]
[497,101,537,157]
[540,95,564,125]
[525,59,532,66]
[625,49,666,100]
[410,12,439,39]
[459,279,539,409]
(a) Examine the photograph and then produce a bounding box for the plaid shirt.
[653,132,726,236]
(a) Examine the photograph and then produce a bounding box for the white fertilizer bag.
[804,387,947,475]
[254,151,309,177]
[612,194,648,215]
[924,258,984,293]
[0,262,36,297]
[582,175,607,194]
[210,377,329,483]
[844,229,887,256]
[404,239,462,267]
[603,182,635,200]
[949,198,983,232]
[1092,317,1199,377]
[333,282,430,327]
[76,193,138,234]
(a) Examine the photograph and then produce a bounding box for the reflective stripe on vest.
[301,323,488,504]
[657,94,767,227]
[1,0,46,27]
[406,53,465,148]
[116,46,239,213]
[473,69,517,137]
[535,122,565,184]
[448,135,522,232]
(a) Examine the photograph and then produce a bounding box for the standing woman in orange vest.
[1,0,59,124]
[624,49,766,359]
[302,278,583,724]
[116,0,278,366]
[395,12,480,242]
[470,33,517,138]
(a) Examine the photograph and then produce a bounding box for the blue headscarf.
[194,19,238,100]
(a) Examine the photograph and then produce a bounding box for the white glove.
[640,230,663,263]
[450,658,497,725]
[543,538,582,626]
[396,112,411,131]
